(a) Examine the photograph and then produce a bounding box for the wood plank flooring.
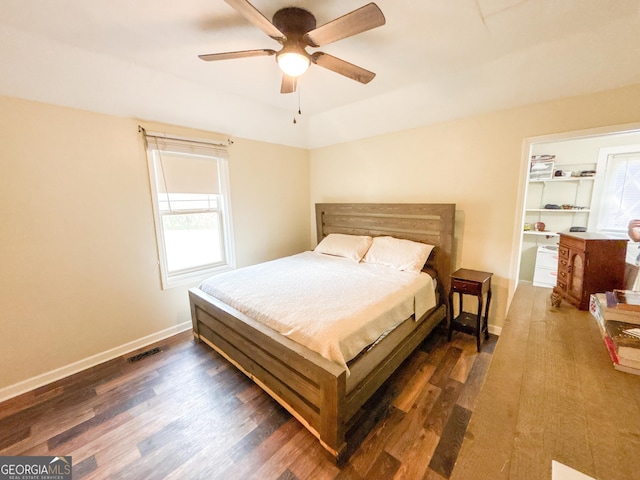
[0,328,496,479]
[451,283,640,480]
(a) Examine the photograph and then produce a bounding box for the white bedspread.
[198,251,436,372]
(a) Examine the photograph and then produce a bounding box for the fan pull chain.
[293,87,302,124]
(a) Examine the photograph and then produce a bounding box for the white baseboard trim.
[0,322,192,404]
[488,325,502,336]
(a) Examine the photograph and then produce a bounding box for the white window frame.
[145,132,235,289]
[589,144,640,234]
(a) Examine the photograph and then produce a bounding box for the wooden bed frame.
[189,203,455,462]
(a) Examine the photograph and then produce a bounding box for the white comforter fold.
[198,251,436,372]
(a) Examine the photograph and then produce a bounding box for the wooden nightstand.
[448,268,493,352]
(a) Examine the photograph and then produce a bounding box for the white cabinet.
[533,245,559,288]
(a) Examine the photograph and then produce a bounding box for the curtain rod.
[138,125,233,146]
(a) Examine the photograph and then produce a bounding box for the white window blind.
[597,152,640,232]
[144,131,235,289]
[157,153,220,195]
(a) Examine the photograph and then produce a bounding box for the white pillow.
[363,236,434,272]
[314,234,373,262]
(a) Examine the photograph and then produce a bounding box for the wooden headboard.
[315,203,456,297]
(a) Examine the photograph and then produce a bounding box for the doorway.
[510,124,640,301]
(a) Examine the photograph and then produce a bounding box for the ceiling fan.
[199,0,386,94]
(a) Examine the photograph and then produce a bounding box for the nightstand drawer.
[451,278,482,295]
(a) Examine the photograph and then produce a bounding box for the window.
[592,146,640,234]
[144,132,235,289]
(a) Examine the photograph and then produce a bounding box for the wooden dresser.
[553,232,628,310]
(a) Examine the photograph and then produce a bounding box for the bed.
[189,203,455,462]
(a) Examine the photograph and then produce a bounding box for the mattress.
[198,251,437,372]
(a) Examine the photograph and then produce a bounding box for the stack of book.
[589,290,640,375]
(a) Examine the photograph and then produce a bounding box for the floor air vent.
[127,346,162,363]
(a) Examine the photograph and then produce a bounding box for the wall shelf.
[529,177,595,183]
[523,231,560,237]
[525,208,590,213]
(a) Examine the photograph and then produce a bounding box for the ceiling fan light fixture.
[276,50,310,77]
[199,1,386,93]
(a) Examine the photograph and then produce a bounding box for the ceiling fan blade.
[198,49,276,61]
[224,0,286,41]
[304,3,385,47]
[280,75,297,94]
[311,52,375,84]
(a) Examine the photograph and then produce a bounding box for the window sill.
[161,264,234,290]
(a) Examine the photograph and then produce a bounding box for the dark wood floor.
[0,328,496,480]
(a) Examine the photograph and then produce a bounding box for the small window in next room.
[144,132,235,289]
[592,146,640,235]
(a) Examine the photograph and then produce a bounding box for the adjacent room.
[1,1,640,479]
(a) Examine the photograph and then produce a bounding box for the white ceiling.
[1,0,640,148]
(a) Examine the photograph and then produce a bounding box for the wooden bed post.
[190,295,201,341]
[319,369,347,461]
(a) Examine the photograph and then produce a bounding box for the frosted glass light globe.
[277,52,310,77]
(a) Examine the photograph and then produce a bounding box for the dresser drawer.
[557,268,569,283]
[533,267,557,288]
[558,245,569,259]
[559,235,586,251]
[536,246,559,270]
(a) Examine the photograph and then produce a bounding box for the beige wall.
[4,81,640,394]
[0,96,310,393]
[310,83,640,331]
[227,138,311,265]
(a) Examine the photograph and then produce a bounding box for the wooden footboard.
[190,287,446,461]
[190,287,349,457]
